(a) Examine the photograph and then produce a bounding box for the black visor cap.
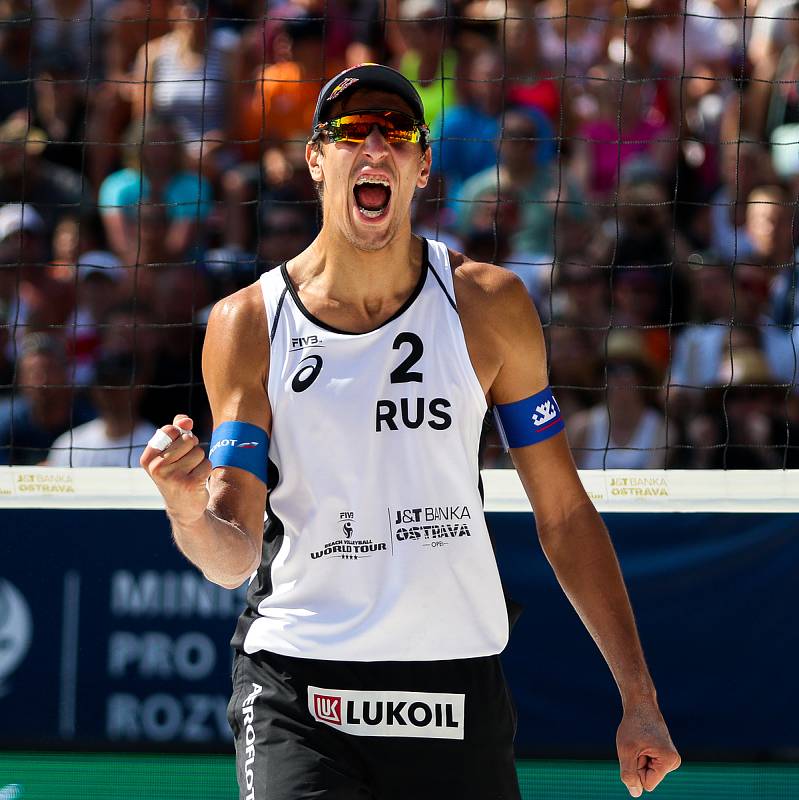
[311,64,426,131]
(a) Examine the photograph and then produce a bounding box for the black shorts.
[227,649,521,800]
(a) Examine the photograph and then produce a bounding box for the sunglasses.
[312,110,429,148]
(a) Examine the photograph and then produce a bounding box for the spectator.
[669,261,797,410]
[708,139,777,261]
[411,176,463,252]
[31,0,112,75]
[30,53,87,174]
[537,0,610,81]
[140,264,211,435]
[647,0,739,75]
[572,64,675,199]
[0,332,95,465]
[47,351,152,466]
[744,185,795,268]
[0,114,88,233]
[741,185,799,330]
[346,0,402,66]
[503,1,561,126]
[457,108,584,260]
[683,254,734,323]
[100,301,162,376]
[605,4,676,126]
[434,49,555,200]
[65,250,126,387]
[131,0,239,176]
[550,262,611,347]
[397,0,458,131]
[675,62,731,242]
[0,0,33,120]
[686,348,790,469]
[240,16,336,159]
[748,0,799,66]
[568,329,672,468]
[85,0,171,191]
[546,321,602,419]
[50,210,107,277]
[0,203,75,345]
[97,115,213,266]
[257,202,317,270]
[747,21,799,142]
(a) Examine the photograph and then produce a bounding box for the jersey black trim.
[428,260,458,311]
[279,239,431,335]
[270,287,288,343]
[231,458,285,651]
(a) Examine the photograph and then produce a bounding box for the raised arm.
[473,266,680,796]
[140,283,270,589]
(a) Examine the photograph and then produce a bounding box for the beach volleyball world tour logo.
[0,579,32,697]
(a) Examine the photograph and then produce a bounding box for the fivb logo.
[308,687,465,740]
[0,580,32,698]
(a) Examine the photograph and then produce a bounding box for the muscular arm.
[141,283,270,589]
[455,259,679,795]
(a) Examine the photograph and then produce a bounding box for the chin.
[343,205,400,251]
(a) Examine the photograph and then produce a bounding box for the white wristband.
[148,429,174,452]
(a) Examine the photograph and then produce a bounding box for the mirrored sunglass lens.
[326,113,420,143]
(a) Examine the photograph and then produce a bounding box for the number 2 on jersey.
[390,332,424,383]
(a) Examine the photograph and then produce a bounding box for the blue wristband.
[209,421,269,484]
[494,386,565,449]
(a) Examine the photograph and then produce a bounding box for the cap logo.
[329,77,359,100]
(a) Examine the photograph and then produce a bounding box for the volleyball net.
[0,2,797,469]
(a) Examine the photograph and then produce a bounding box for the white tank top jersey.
[234,239,511,662]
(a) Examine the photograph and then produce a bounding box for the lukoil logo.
[308,687,465,740]
[0,580,32,697]
[313,693,341,725]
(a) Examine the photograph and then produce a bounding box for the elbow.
[535,497,601,552]
[205,567,254,591]
[203,555,259,591]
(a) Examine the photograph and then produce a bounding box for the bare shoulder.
[203,282,269,391]
[207,281,266,333]
[448,249,538,329]
[445,249,546,402]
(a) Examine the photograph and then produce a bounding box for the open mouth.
[353,176,392,219]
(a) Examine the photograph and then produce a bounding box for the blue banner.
[0,509,796,757]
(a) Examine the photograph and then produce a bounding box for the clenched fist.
[140,414,212,523]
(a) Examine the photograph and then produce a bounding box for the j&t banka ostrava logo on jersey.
[389,505,473,547]
[309,511,387,561]
[308,686,465,740]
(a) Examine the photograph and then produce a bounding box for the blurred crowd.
[0,0,798,468]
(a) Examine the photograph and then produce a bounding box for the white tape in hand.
[148,429,174,452]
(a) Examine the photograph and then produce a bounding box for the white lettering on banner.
[107,632,216,679]
[106,693,229,741]
[307,687,465,740]
[110,571,246,617]
[242,683,262,800]
[0,580,33,696]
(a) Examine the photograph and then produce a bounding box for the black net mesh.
[0,0,797,467]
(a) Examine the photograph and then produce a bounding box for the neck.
[288,227,424,330]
